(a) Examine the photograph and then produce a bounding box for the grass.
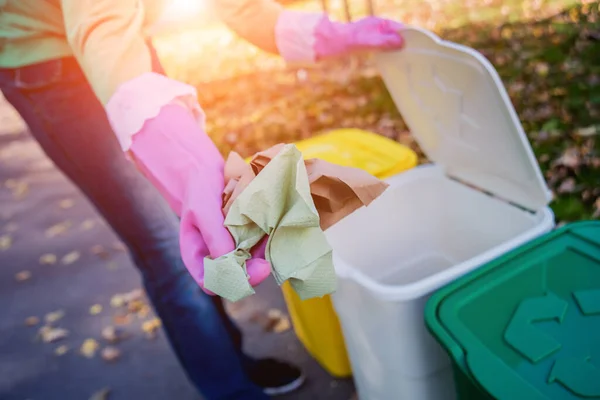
[154,0,600,222]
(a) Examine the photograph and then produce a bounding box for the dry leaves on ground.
[45,310,65,324]
[80,338,100,358]
[112,312,132,326]
[89,304,103,315]
[91,245,111,260]
[58,198,75,209]
[38,326,69,343]
[141,318,162,339]
[89,387,111,400]
[14,270,31,282]
[250,309,291,334]
[0,234,12,250]
[45,221,72,238]
[39,253,58,265]
[110,289,144,308]
[112,242,127,252]
[55,345,69,356]
[100,346,121,363]
[80,219,96,231]
[25,316,40,327]
[4,178,29,199]
[61,251,81,265]
[109,288,155,327]
[101,326,130,344]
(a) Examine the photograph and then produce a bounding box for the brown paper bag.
[222,143,389,230]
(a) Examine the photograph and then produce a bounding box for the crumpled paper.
[203,143,389,302]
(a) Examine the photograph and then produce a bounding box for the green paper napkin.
[203,144,336,302]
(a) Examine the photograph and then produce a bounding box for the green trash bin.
[425,221,600,400]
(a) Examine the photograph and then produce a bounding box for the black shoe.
[246,358,305,396]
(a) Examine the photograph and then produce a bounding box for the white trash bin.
[324,27,555,400]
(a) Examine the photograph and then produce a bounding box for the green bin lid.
[426,221,600,399]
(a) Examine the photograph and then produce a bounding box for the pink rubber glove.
[106,74,271,294]
[275,11,404,64]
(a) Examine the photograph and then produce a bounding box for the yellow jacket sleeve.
[213,0,284,54]
[61,0,154,105]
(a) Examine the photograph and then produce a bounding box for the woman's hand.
[275,11,404,63]
[107,74,271,294]
[313,16,404,60]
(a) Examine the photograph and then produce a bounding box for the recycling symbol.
[504,290,600,397]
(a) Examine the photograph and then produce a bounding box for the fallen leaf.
[110,289,143,308]
[89,304,103,315]
[127,299,145,314]
[80,219,96,231]
[112,242,127,252]
[15,270,31,282]
[593,201,600,219]
[574,125,598,137]
[61,251,81,265]
[272,316,291,333]
[80,338,100,358]
[110,295,125,308]
[141,318,162,339]
[45,310,65,324]
[0,234,13,251]
[553,148,581,169]
[101,326,117,342]
[508,81,525,95]
[39,326,69,343]
[534,62,550,77]
[91,245,110,260]
[58,199,75,209]
[267,309,291,333]
[122,289,143,303]
[39,253,58,265]
[5,179,29,199]
[112,313,132,326]
[250,309,291,333]
[45,221,72,238]
[24,316,40,327]
[266,309,283,319]
[100,346,121,363]
[89,387,111,400]
[136,305,151,319]
[101,326,129,344]
[55,345,69,356]
[558,177,577,193]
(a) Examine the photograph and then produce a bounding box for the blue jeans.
[0,49,268,400]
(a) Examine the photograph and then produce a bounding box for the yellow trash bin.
[283,128,418,377]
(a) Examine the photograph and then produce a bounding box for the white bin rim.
[330,204,554,303]
[375,26,552,212]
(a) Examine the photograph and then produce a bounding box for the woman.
[0,0,403,398]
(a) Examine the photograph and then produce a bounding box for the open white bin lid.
[375,27,552,211]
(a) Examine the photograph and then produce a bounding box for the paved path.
[0,94,355,400]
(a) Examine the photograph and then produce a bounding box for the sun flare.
[162,0,206,21]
